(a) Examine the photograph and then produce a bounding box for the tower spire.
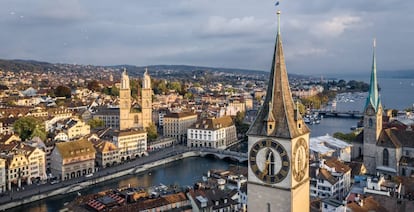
[365,38,380,111]
[247,9,309,139]
[277,10,281,35]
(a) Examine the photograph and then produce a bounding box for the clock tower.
[363,39,382,174]
[247,10,310,212]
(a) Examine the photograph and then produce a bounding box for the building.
[25,146,47,183]
[187,188,240,212]
[92,107,120,129]
[246,11,311,212]
[111,129,147,161]
[310,135,353,162]
[50,139,96,180]
[0,117,16,135]
[5,152,30,190]
[163,112,197,144]
[0,158,6,193]
[132,192,191,211]
[93,140,120,168]
[357,175,402,197]
[346,195,388,212]
[94,69,153,130]
[147,137,176,152]
[187,116,237,149]
[310,159,351,200]
[352,40,414,177]
[51,117,91,141]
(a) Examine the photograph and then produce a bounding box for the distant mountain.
[0,59,55,73]
[0,58,308,79]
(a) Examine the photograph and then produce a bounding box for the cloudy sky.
[1,0,413,75]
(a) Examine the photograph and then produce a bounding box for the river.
[9,157,239,212]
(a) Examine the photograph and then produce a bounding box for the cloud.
[0,0,414,74]
[312,15,362,37]
[200,16,268,37]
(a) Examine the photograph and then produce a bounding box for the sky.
[0,0,413,75]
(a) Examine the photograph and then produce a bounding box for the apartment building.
[111,129,147,161]
[163,112,198,144]
[310,159,351,200]
[50,139,96,180]
[187,116,237,149]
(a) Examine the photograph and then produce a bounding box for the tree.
[87,118,104,129]
[168,81,182,93]
[13,116,45,141]
[54,85,71,98]
[235,111,246,126]
[184,92,193,100]
[31,124,46,141]
[333,132,356,142]
[87,80,101,91]
[146,123,158,141]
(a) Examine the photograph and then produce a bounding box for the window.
[383,148,389,166]
[369,118,373,128]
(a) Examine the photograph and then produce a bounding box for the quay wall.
[0,151,200,211]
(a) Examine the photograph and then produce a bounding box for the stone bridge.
[196,148,248,163]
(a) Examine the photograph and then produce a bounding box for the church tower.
[119,69,133,130]
[141,68,152,128]
[247,10,310,212]
[363,39,383,174]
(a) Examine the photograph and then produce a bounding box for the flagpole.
[275,1,281,34]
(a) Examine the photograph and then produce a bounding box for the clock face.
[292,138,308,182]
[249,139,290,184]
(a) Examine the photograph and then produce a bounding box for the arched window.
[369,118,373,128]
[266,149,275,175]
[383,148,389,166]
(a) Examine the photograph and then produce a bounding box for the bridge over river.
[195,148,248,163]
[315,109,363,118]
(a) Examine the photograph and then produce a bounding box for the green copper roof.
[365,39,381,111]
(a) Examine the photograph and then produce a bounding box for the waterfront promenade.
[0,145,246,211]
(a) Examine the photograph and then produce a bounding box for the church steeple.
[365,39,381,112]
[247,10,309,139]
[121,68,130,90]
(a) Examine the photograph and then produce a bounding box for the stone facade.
[119,69,153,130]
[50,139,96,180]
[353,41,414,178]
[95,69,152,131]
[111,129,147,161]
[246,11,310,212]
[93,140,120,168]
[163,112,197,144]
[187,116,237,149]
[0,158,6,193]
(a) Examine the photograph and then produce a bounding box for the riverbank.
[0,149,199,211]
